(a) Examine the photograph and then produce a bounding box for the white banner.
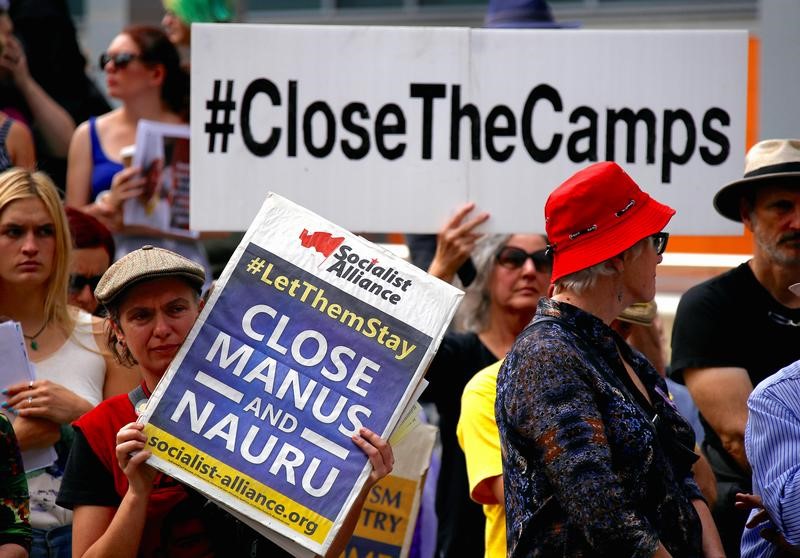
[191,25,747,235]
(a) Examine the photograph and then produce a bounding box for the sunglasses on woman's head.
[98,52,140,71]
[68,274,103,294]
[650,232,669,256]
[495,246,552,272]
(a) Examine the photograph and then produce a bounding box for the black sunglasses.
[98,51,140,71]
[496,246,552,272]
[650,232,669,256]
[69,274,103,294]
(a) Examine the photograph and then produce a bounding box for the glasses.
[98,52,140,71]
[495,246,552,272]
[650,232,669,255]
[69,274,103,294]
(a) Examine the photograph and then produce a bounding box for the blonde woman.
[0,168,138,556]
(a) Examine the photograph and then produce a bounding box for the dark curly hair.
[123,24,189,117]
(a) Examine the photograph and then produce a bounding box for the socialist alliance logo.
[298,229,412,305]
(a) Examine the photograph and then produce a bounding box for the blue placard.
[148,242,431,520]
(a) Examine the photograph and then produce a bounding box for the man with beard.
[670,139,800,558]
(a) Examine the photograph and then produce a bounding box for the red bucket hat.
[545,162,675,283]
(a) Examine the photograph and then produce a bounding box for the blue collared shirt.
[742,359,800,557]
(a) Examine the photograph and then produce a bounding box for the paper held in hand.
[0,320,57,472]
[138,192,462,556]
[124,119,195,238]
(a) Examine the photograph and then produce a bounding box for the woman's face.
[162,11,191,47]
[622,236,663,304]
[102,33,159,100]
[113,277,201,378]
[0,197,55,289]
[69,246,111,314]
[488,234,550,317]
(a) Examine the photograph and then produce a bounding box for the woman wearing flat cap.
[57,245,394,558]
[495,162,724,557]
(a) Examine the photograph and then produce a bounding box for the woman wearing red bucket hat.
[495,162,724,557]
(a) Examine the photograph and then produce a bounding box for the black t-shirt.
[670,263,800,472]
[421,331,498,558]
[671,263,800,386]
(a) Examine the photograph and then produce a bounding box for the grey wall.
[759,0,800,140]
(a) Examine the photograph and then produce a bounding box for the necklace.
[23,320,48,351]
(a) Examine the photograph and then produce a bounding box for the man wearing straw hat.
[670,139,800,557]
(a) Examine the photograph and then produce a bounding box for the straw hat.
[617,301,658,326]
[545,162,675,283]
[713,139,800,222]
[95,245,205,305]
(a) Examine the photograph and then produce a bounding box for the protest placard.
[139,192,462,556]
[341,423,438,558]
[125,119,194,237]
[0,321,56,471]
[191,25,747,235]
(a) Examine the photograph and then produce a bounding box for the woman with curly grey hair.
[421,202,551,558]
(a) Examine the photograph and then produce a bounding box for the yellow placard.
[353,476,417,547]
[143,424,332,544]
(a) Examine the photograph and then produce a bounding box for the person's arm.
[692,498,725,557]
[0,544,27,558]
[427,202,489,282]
[65,121,94,208]
[692,451,717,509]
[65,121,126,231]
[73,422,155,558]
[1,36,75,157]
[8,416,60,451]
[323,427,393,558]
[71,506,116,558]
[684,366,752,472]
[6,119,35,169]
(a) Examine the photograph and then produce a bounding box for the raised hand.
[428,202,489,282]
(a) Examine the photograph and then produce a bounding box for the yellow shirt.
[456,360,505,558]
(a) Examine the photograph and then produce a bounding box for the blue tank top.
[89,116,124,201]
[0,118,14,172]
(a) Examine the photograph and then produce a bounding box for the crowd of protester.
[1,0,799,558]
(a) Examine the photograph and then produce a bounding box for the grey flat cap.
[95,245,205,305]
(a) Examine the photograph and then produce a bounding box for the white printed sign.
[141,193,462,555]
[191,25,747,235]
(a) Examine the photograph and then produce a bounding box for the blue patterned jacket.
[496,298,703,557]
